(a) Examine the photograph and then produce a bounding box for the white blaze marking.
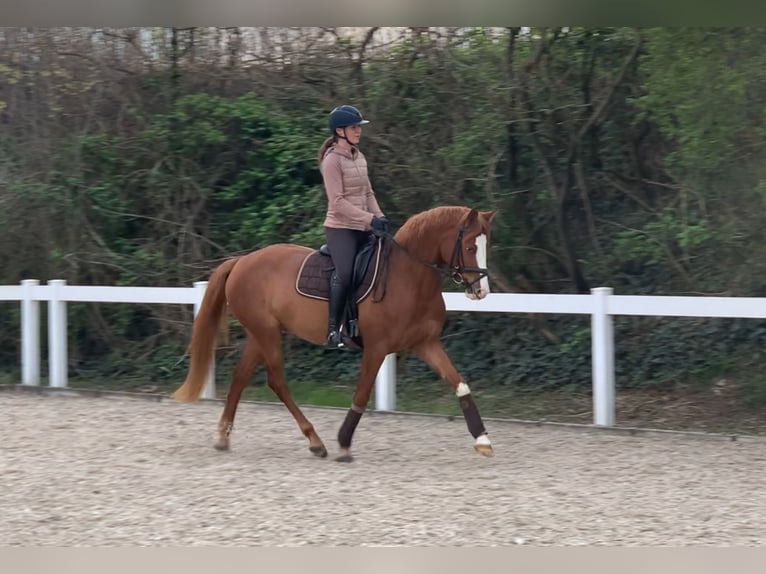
[456,382,471,397]
[475,233,490,296]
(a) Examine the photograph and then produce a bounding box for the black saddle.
[318,237,378,293]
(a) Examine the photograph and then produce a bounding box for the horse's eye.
[466,246,476,253]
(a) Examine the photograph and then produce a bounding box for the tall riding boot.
[326,272,348,349]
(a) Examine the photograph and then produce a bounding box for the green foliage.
[739,374,766,409]
[636,28,766,174]
[613,209,715,269]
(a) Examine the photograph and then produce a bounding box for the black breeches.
[324,227,370,286]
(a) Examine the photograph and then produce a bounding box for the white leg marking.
[475,434,491,446]
[456,382,471,397]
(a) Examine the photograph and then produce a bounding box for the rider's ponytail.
[317,136,336,169]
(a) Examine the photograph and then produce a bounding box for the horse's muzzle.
[465,288,488,301]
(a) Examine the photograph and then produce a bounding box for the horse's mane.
[394,206,470,245]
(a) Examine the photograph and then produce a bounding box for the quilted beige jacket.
[321,144,384,230]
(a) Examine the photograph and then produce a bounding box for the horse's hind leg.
[334,347,387,463]
[259,330,328,458]
[215,335,262,451]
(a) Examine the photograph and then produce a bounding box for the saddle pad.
[295,240,382,303]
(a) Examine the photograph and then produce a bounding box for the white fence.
[4,279,766,427]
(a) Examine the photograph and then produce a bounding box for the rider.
[318,105,389,349]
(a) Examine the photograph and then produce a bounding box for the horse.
[171,205,496,462]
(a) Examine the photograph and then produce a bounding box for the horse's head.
[441,208,495,300]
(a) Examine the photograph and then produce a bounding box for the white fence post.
[48,279,68,388]
[193,281,216,400]
[375,353,397,411]
[591,287,615,426]
[21,279,40,386]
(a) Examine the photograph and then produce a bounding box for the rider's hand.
[370,216,389,233]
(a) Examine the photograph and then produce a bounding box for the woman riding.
[318,105,388,349]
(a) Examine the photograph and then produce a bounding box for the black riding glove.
[370,216,389,233]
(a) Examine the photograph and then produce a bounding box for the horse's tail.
[172,257,240,403]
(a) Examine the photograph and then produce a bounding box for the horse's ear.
[481,210,496,223]
[461,208,479,228]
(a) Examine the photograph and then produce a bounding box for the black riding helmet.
[328,105,370,134]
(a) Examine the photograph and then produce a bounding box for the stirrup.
[325,330,346,349]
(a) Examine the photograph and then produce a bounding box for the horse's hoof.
[214,440,230,451]
[474,443,494,457]
[310,445,328,458]
[335,454,354,463]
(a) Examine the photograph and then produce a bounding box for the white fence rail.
[4,279,766,426]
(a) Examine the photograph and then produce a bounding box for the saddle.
[295,235,383,347]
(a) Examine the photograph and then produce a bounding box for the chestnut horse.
[172,205,496,462]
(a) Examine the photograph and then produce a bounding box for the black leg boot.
[326,272,348,349]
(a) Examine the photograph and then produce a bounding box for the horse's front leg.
[413,339,493,456]
[335,348,387,463]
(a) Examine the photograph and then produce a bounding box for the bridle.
[444,226,489,290]
[372,225,489,294]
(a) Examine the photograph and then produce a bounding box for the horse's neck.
[394,237,442,267]
[389,226,449,290]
